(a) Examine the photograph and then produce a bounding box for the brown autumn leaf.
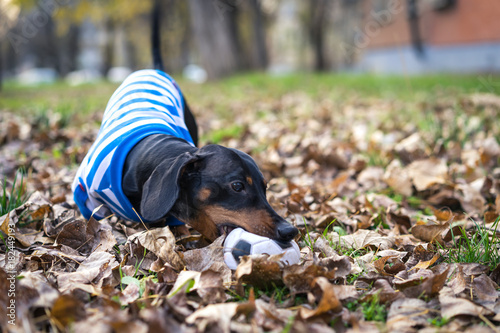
[406,158,448,192]
[120,282,141,305]
[373,255,395,276]
[44,203,80,236]
[383,159,413,196]
[55,216,116,254]
[439,287,495,318]
[139,308,184,333]
[394,265,449,298]
[490,263,500,286]
[332,284,358,301]
[185,302,239,333]
[169,269,227,304]
[472,274,499,302]
[404,244,437,269]
[357,166,386,192]
[496,195,500,215]
[409,253,440,271]
[363,279,404,304]
[282,263,336,294]
[394,132,428,163]
[333,229,395,251]
[455,182,487,216]
[373,255,406,276]
[235,288,256,321]
[50,294,87,327]
[313,237,352,277]
[17,271,59,308]
[253,298,295,331]
[411,222,461,245]
[197,270,227,304]
[127,226,184,271]
[387,211,412,230]
[387,298,433,332]
[235,255,283,290]
[57,251,119,294]
[449,264,467,295]
[183,235,231,284]
[298,277,342,321]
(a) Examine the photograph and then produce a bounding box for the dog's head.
[140,144,298,242]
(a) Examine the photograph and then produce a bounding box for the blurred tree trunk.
[32,13,59,72]
[102,19,115,75]
[58,25,79,76]
[249,0,268,69]
[180,18,191,69]
[407,0,424,57]
[187,0,240,79]
[226,2,245,69]
[0,41,3,91]
[309,0,329,71]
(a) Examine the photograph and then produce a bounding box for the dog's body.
[72,1,297,243]
[72,69,194,226]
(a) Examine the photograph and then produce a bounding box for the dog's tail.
[151,0,164,71]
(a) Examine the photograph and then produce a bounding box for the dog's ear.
[228,148,263,175]
[140,152,200,222]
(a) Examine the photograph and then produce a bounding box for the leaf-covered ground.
[1,74,500,332]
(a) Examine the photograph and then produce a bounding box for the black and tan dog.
[72,1,297,244]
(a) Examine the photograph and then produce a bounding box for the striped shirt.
[72,69,194,223]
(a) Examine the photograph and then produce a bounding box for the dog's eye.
[231,181,244,192]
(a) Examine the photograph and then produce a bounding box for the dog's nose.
[277,223,298,242]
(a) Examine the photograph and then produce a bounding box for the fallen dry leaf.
[235,254,283,290]
[127,226,184,271]
[55,216,116,254]
[411,222,461,245]
[387,298,433,332]
[407,158,448,192]
[298,277,342,321]
[333,229,395,251]
[383,159,413,197]
[50,294,87,328]
[439,287,495,318]
[57,251,118,294]
[185,302,239,333]
[394,265,449,298]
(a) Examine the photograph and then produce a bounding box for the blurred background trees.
[0,0,499,84]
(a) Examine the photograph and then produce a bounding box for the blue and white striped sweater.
[72,70,194,223]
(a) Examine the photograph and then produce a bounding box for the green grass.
[444,217,500,270]
[202,124,245,144]
[346,292,387,322]
[0,80,118,116]
[228,283,307,307]
[1,169,27,216]
[204,72,499,100]
[2,73,497,118]
[428,316,451,327]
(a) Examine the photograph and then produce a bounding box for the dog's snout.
[276,223,298,242]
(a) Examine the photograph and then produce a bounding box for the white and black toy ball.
[223,228,300,270]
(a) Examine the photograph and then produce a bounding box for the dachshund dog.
[72,1,297,243]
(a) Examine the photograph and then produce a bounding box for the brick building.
[357,0,500,74]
